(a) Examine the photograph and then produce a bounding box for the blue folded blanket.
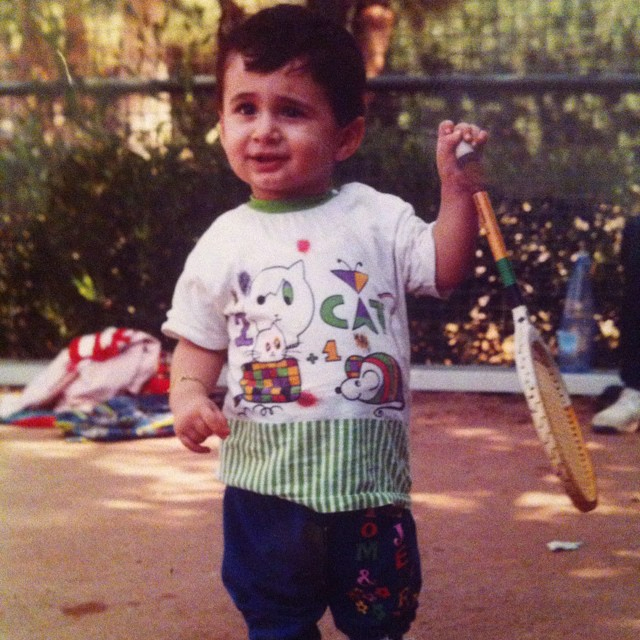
[6,394,174,442]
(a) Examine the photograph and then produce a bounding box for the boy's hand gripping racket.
[457,141,597,513]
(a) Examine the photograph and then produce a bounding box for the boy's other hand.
[173,395,230,453]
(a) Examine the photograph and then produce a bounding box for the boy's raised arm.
[432,120,488,294]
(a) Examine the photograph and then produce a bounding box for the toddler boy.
[163,5,487,639]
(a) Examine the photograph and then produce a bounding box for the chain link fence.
[1,72,635,366]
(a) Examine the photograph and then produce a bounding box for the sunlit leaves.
[393,0,640,75]
[0,0,637,363]
[72,272,99,302]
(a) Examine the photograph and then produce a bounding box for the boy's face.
[218,53,364,201]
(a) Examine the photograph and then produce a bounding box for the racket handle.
[455,139,481,165]
[455,139,486,195]
[456,140,522,300]
[455,141,507,260]
[472,192,509,262]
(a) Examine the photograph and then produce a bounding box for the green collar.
[248,190,338,213]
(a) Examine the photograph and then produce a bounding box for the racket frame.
[462,150,597,512]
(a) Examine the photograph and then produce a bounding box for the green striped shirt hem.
[219,418,412,513]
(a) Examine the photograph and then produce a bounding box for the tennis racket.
[456,140,598,513]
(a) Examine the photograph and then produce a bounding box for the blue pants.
[222,487,421,640]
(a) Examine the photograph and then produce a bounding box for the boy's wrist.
[440,180,476,201]
[171,375,210,394]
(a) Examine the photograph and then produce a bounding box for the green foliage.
[0,104,247,357]
[1,0,639,365]
[392,0,640,75]
[339,100,626,367]
[338,98,441,221]
[389,0,640,211]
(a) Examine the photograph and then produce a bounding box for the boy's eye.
[281,104,306,118]
[234,102,256,116]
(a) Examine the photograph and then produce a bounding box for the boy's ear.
[335,117,365,162]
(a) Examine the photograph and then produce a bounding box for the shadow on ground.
[2,391,639,640]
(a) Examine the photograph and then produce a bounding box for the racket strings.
[461,152,599,512]
[531,348,597,510]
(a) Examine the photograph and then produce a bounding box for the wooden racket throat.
[458,143,598,512]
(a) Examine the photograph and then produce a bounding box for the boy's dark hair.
[216,4,367,127]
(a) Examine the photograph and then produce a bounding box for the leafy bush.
[0,88,630,366]
[1,92,636,368]
[343,97,626,367]
[0,106,248,357]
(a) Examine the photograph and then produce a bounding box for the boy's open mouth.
[251,153,287,162]
[249,154,288,170]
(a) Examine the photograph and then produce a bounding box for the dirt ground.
[2,390,639,640]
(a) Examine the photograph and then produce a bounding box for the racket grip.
[455,140,486,194]
[456,141,521,300]
[455,140,481,165]
[455,141,507,260]
[473,192,509,261]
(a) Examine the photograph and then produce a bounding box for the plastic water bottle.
[556,251,596,373]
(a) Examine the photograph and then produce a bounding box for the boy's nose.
[251,114,281,142]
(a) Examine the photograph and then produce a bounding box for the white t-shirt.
[163,182,440,512]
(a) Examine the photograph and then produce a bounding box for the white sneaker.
[592,387,640,433]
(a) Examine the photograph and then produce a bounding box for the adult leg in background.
[593,215,640,432]
[618,215,640,390]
